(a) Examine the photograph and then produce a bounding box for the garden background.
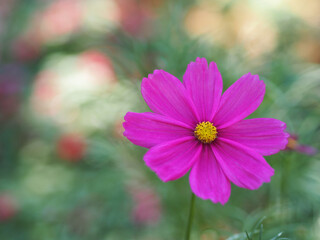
[0,0,319,239]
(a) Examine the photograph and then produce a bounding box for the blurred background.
[0,0,319,239]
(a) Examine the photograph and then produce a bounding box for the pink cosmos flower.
[123,58,289,204]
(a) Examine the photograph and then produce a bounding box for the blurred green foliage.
[0,0,319,239]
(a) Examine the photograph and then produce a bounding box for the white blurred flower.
[31,50,138,133]
[184,1,278,59]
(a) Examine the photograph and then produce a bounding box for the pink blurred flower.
[0,193,18,222]
[117,0,159,37]
[31,70,60,117]
[33,0,82,44]
[123,57,289,204]
[12,0,82,55]
[11,36,40,62]
[129,186,161,226]
[56,133,87,162]
[286,133,317,156]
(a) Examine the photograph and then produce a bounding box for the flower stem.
[185,192,196,240]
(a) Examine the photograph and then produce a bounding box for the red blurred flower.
[57,133,87,162]
[0,194,18,222]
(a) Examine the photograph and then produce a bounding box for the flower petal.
[144,137,201,182]
[189,145,231,204]
[123,112,193,148]
[141,70,199,127]
[213,138,274,190]
[219,118,289,156]
[183,57,223,121]
[213,73,265,128]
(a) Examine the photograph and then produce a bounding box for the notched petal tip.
[187,57,211,71]
[123,112,135,128]
[195,57,208,66]
[244,72,261,82]
[194,57,220,70]
[146,69,163,79]
[208,61,218,69]
[279,121,286,128]
[122,114,129,136]
[214,196,230,205]
[191,189,231,205]
[277,122,290,151]
[123,111,132,121]
[280,132,290,151]
[208,193,231,205]
[155,173,176,183]
[141,77,148,84]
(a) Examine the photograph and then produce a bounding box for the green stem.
[185,192,196,240]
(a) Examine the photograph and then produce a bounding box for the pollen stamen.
[194,121,217,144]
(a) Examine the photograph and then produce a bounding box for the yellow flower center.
[194,121,217,144]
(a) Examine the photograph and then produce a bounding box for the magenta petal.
[189,145,231,204]
[219,118,289,156]
[123,112,193,148]
[213,73,265,128]
[144,137,201,182]
[213,138,274,190]
[141,70,199,127]
[183,57,223,121]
